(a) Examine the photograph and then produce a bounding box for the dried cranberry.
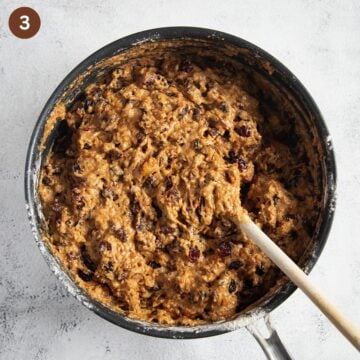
[189,246,200,262]
[77,269,93,282]
[149,261,161,269]
[235,125,251,137]
[228,279,237,293]
[218,241,231,257]
[228,260,243,270]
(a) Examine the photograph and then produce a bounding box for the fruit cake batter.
[39,51,320,325]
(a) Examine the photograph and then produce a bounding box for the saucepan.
[24,27,336,359]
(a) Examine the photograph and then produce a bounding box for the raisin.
[84,99,95,113]
[112,227,128,242]
[235,125,251,137]
[81,252,97,272]
[219,102,229,113]
[178,106,189,119]
[42,176,51,186]
[189,246,200,262]
[192,107,201,120]
[144,176,156,188]
[83,143,92,149]
[224,150,237,164]
[99,241,112,252]
[164,176,173,190]
[72,162,82,173]
[51,201,62,213]
[77,269,93,282]
[237,157,248,171]
[179,59,193,72]
[104,261,113,272]
[161,225,174,235]
[149,261,161,269]
[208,128,218,137]
[192,139,201,151]
[223,130,230,140]
[129,195,140,214]
[218,241,231,257]
[256,263,266,276]
[228,260,243,270]
[228,279,237,293]
[106,149,122,161]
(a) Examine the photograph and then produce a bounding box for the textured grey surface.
[0,0,359,359]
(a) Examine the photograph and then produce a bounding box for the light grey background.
[1,0,359,359]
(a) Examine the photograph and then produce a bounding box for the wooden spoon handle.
[239,216,360,351]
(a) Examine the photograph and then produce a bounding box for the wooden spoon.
[237,214,360,351]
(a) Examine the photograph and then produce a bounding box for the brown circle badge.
[9,7,41,39]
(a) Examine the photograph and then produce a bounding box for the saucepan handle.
[246,315,294,360]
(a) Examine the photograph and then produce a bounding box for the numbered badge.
[9,7,41,39]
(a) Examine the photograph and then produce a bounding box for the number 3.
[19,15,30,30]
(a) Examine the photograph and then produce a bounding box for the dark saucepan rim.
[24,27,337,339]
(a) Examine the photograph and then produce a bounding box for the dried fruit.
[112,227,128,242]
[235,125,251,137]
[228,279,237,293]
[81,251,97,272]
[192,107,201,120]
[228,260,243,270]
[99,241,112,252]
[256,264,265,276]
[189,246,200,262]
[77,269,93,282]
[84,99,95,113]
[51,201,62,213]
[179,59,193,72]
[218,241,231,257]
[42,176,51,186]
[219,102,229,113]
[149,261,161,269]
